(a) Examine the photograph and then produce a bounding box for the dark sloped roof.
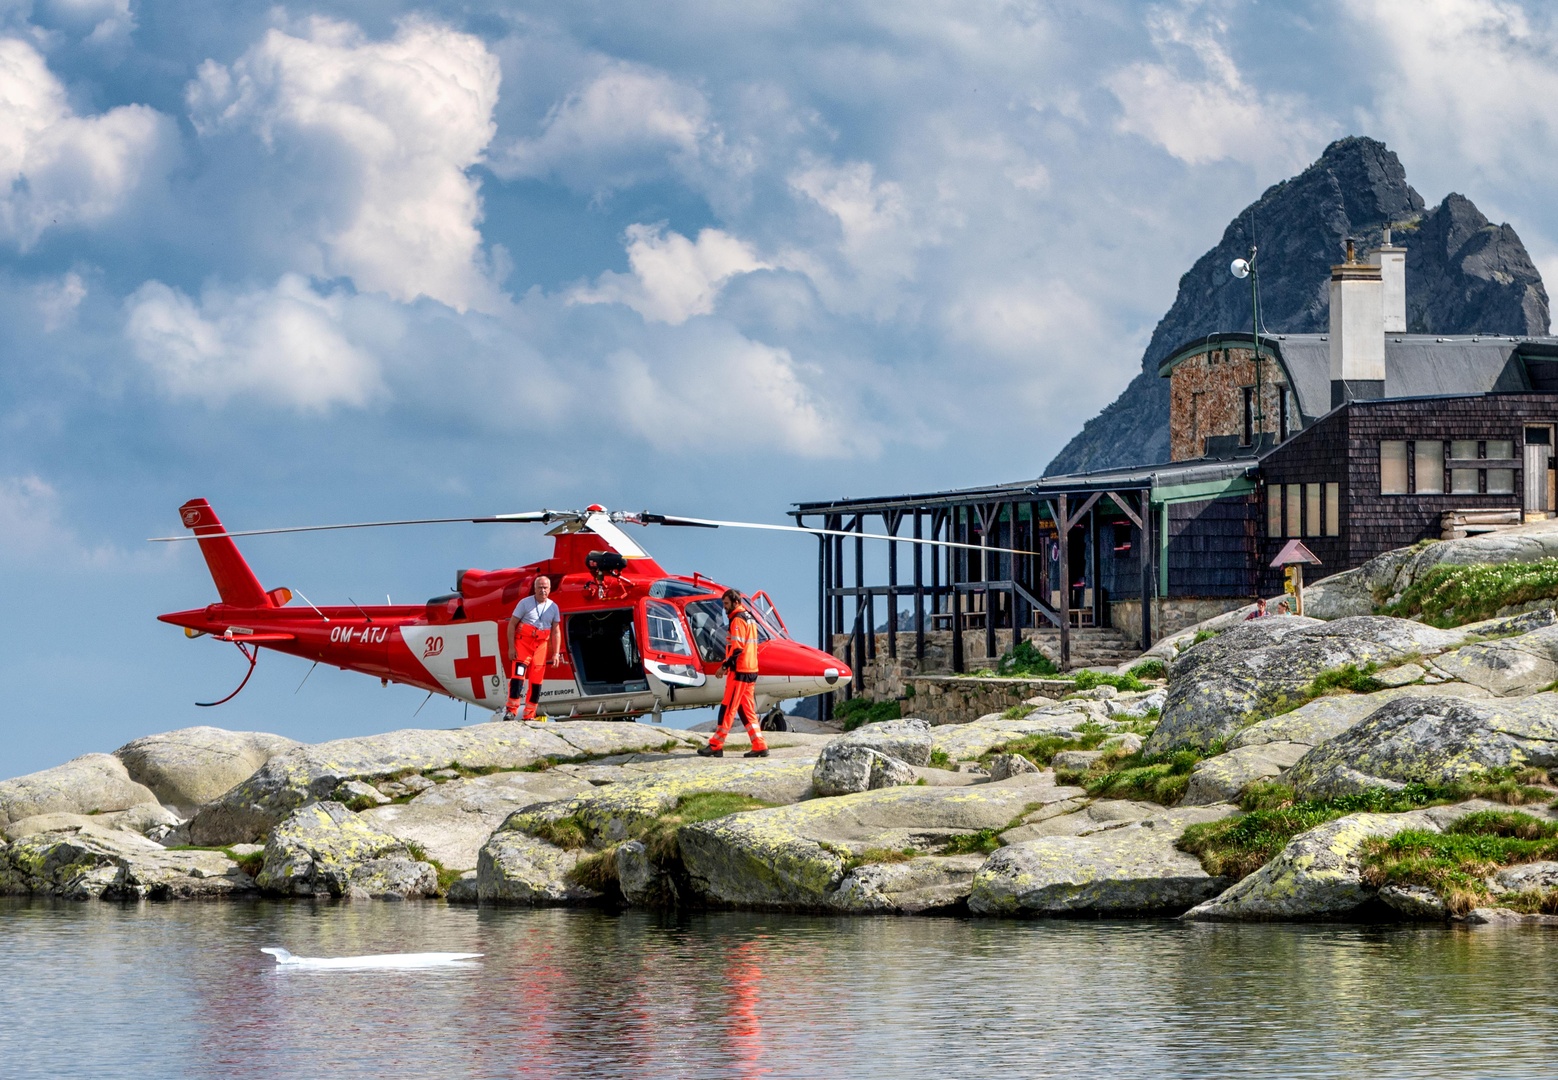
[1159,332,1558,420]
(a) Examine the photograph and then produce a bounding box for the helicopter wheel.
[760,706,788,732]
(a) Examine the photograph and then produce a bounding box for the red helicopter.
[156,498,852,724]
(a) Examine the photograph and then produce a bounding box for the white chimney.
[1370,226,1407,333]
[1329,237,1385,407]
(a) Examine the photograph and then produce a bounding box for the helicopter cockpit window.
[685,599,770,664]
[645,600,693,657]
[649,578,713,599]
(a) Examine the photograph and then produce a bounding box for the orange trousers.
[709,674,765,752]
[505,624,551,719]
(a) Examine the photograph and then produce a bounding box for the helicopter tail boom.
[178,498,275,608]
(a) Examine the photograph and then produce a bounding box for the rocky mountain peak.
[1044,137,1550,476]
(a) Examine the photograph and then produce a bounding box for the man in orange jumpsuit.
[698,589,769,758]
[501,575,561,721]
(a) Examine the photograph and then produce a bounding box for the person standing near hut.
[698,589,769,758]
[502,576,561,722]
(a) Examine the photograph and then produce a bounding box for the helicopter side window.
[685,598,771,665]
[645,600,693,656]
[649,578,715,600]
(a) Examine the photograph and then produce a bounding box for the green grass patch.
[1191,629,1220,647]
[835,697,903,731]
[1380,559,1558,628]
[1074,747,1209,805]
[997,640,1060,677]
[1000,703,1032,720]
[171,845,266,877]
[928,748,953,770]
[1242,663,1386,726]
[1069,669,1149,693]
[1128,660,1167,681]
[1361,810,1558,915]
[530,813,591,850]
[983,723,1110,769]
[841,847,920,871]
[1178,774,1558,881]
[938,803,1044,855]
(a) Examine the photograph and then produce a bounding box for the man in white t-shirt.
[502,576,562,721]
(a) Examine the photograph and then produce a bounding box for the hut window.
[1450,439,1480,494]
[1305,484,1322,537]
[1415,441,1445,494]
[1285,485,1301,538]
[1266,484,1282,538]
[1380,441,1409,494]
[1241,387,1254,446]
[1487,440,1516,493]
[1325,483,1340,536]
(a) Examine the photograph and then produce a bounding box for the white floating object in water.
[261,946,482,969]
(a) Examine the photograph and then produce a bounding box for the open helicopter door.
[637,598,706,693]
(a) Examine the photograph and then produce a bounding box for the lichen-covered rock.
[1379,884,1449,920]
[1147,616,1466,755]
[679,779,1067,912]
[3,803,183,844]
[869,753,917,790]
[113,727,299,811]
[1429,625,1558,697]
[1051,750,1103,773]
[814,746,888,796]
[0,755,159,828]
[505,759,816,849]
[476,831,599,904]
[968,805,1238,916]
[189,721,698,845]
[256,801,436,899]
[987,753,1039,781]
[1181,742,1310,805]
[615,839,678,906]
[825,719,934,765]
[928,702,1124,762]
[1184,801,1502,920]
[827,854,988,914]
[1492,860,1558,893]
[360,770,592,871]
[1228,683,1493,750]
[445,871,479,903]
[333,780,390,810]
[1462,906,1558,926]
[1286,694,1558,799]
[0,824,256,899]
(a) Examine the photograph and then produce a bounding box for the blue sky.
[5,0,1558,776]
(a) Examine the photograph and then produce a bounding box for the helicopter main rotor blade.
[148,511,561,542]
[631,514,1038,559]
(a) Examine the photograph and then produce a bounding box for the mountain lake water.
[2,897,1555,1079]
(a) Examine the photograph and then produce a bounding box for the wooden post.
[1139,491,1154,651]
[1294,563,1305,617]
[913,511,925,662]
[1057,492,1070,670]
[886,510,899,661]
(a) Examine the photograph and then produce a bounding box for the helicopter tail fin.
[178,498,272,608]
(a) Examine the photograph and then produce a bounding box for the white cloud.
[187,17,503,313]
[34,269,85,330]
[495,60,721,194]
[0,35,169,249]
[571,223,770,324]
[1106,3,1328,170]
[40,0,137,48]
[1346,0,1558,193]
[124,273,382,411]
[602,329,861,459]
[0,474,116,566]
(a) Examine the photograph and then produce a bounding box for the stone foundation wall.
[830,632,1025,700]
[1110,597,1249,644]
[900,676,1067,726]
